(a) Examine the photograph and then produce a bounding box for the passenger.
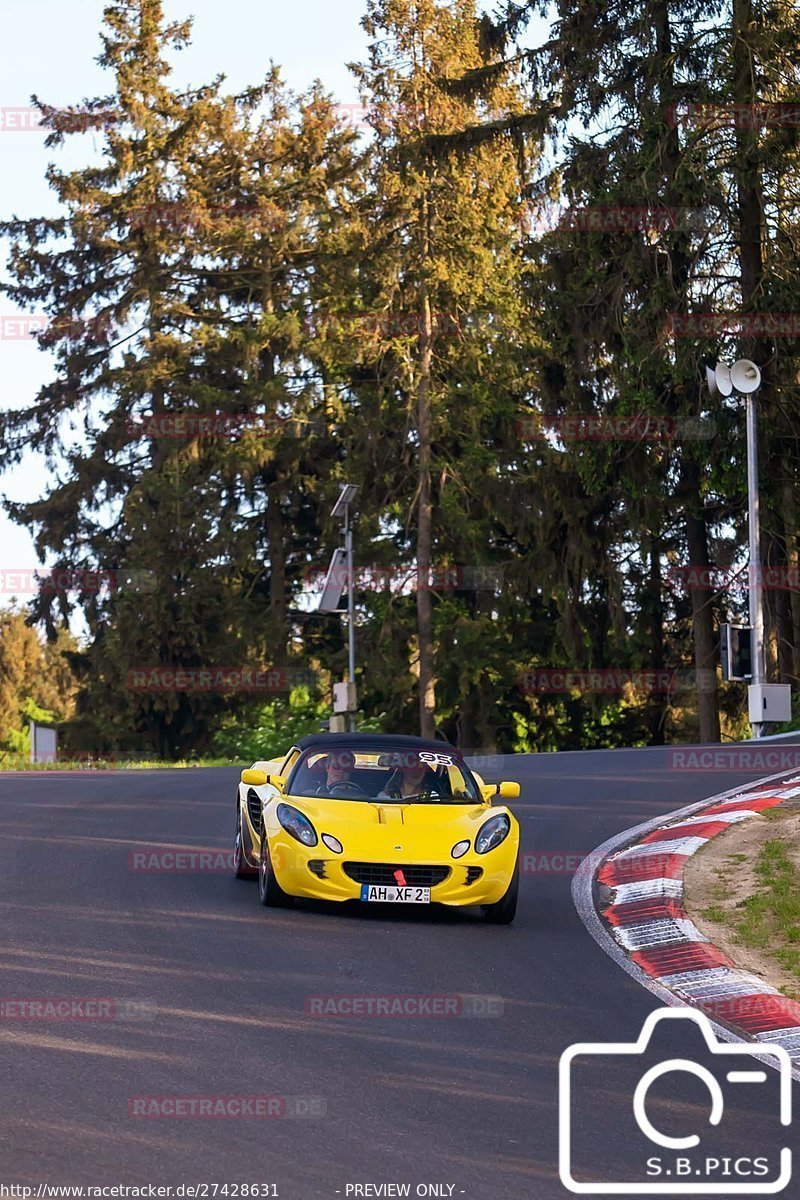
[378,756,443,801]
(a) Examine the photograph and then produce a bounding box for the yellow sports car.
[233,733,521,923]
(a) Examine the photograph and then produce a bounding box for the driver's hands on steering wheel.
[329,779,366,796]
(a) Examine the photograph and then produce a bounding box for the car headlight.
[451,839,470,859]
[475,814,511,855]
[277,803,318,847]
[321,833,343,854]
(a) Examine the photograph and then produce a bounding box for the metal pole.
[345,503,356,732]
[746,389,765,737]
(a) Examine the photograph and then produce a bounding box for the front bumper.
[267,830,518,907]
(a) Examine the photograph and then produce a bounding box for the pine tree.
[1,1,296,753]
[339,0,533,738]
[491,0,800,739]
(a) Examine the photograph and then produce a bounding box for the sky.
[0,0,372,592]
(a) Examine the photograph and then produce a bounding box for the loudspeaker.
[706,362,733,397]
[730,359,761,394]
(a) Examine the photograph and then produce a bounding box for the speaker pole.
[746,387,766,737]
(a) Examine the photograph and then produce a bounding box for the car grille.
[246,788,262,835]
[465,866,483,885]
[308,860,327,878]
[343,862,451,888]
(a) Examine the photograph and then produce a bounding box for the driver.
[316,749,358,796]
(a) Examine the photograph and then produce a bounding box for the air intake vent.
[246,788,262,835]
[343,863,450,888]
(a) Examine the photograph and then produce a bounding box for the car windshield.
[287,744,481,804]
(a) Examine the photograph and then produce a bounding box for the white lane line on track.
[570,764,800,1080]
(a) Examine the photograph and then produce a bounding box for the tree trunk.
[416,182,436,739]
[258,247,289,668]
[782,477,800,679]
[416,296,436,738]
[653,0,720,742]
[683,462,721,742]
[644,534,667,745]
[267,480,288,666]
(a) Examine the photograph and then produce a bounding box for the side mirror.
[241,768,267,787]
[497,781,521,800]
[480,781,520,802]
[241,769,287,792]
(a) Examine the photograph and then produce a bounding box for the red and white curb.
[572,768,800,1077]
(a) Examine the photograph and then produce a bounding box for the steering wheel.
[330,779,367,797]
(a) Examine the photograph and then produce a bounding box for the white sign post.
[30,721,58,765]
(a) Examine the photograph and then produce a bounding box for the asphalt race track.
[2,746,799,1198]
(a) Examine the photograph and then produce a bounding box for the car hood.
[281,795,512,843]
[288,796,491,821]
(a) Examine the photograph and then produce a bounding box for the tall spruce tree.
[477,0,800,740]
[0,1,358,753]
[338,0,534,739]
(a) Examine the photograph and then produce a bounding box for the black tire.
[233,808,257,879]
[258,839,293,908]
[482,864,519,924]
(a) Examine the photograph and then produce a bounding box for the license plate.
[360,884,431,904]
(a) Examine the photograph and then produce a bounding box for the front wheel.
[482,864,519,925]
[258,839,293,908]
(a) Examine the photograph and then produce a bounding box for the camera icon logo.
[559,1008,793,1194]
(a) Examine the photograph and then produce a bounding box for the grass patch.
[724,838,800,987]
[0,755,232,772]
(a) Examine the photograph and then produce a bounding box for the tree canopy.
[1,0,798,758]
